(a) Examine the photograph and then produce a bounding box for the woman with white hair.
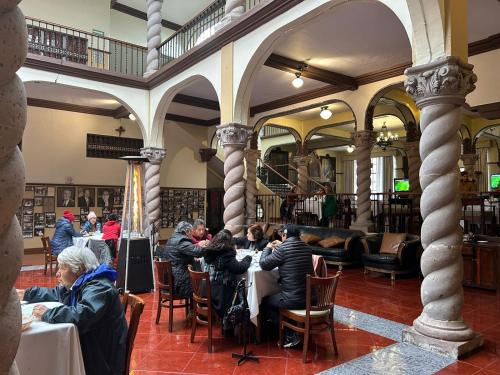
[81,211,102,234]
[156,221,207,298]
[19,246,127,375]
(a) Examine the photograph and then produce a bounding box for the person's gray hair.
[175,221,193,234]
[193,218,206,228]
[57,246,99,274]
[87,211,97,220]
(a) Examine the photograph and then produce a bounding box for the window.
[371,157,384,199]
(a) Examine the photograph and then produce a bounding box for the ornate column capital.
[140,147,166,164]
[461,153,479,165]
[405,56,477,107]
[216,123,252,148]
[353,130,376,148]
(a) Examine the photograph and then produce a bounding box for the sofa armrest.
[397,238,420,266]
[360,235,383,254]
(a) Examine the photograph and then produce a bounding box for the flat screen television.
[394,178,410,192]
[490,174,500,189]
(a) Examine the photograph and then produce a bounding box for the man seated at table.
[234,224,268,251]
[81,211,102,234]
[191,218,212,245]
[259,224,313,348]
[51,210,82,255]
[18,246,127,375]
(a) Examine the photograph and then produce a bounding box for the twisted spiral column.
[294,155,311,194]
[225,0,245,18]
[351,131,375,231]
[0,2,28,374]
[406,141,421,195]
[245,149,260,225]
[140,147,166,242]
[404,57,480,347]
[144,0,162,77]
[217,123,252,236]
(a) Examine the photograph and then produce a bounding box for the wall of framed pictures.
[21,183,207,250]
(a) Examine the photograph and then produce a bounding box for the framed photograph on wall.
[34,197,43,207]
[97,188,113,209]
[43,197,55,212]
[57,187,76,207]
[320,154,336,183]
[45,212,56,228]
[34,186,47,197]
[78,187,95,208]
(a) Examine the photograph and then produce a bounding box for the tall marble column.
[406,141,421,195]
[224,0,245,19]
[0,2,28,374]
[293,155,311,194]
[216,123,252,236]
[144,0,163,77]
[350,131,375,233]
[245,148,260,225]
[402,56,483,358]
[140,147,166,242]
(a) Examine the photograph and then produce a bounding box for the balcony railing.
[26,17,147,77]
[158,0,265,68]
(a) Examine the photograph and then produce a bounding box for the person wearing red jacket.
[102,214,121,258]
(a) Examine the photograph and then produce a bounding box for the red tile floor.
[16,268,500,375]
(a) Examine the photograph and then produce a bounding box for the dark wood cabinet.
[462,238,500,292]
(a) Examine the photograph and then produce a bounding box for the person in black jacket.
[19,246,127,375]
[234,224,268,251]
[155,221,207,298]
[204,229,252,319]
[259,224,313,347]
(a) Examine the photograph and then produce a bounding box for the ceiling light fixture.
[128,113,136,121]
[376,121,398,150]
[347,144,355,153]
[320,106,332,120]
[292,72,304,88]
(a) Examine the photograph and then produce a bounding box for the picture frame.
[78,187,95,208]
[57,186,76,207]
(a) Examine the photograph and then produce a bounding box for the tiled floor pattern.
[16,268,500,374]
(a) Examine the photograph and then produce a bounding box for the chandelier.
[376,122,398,150]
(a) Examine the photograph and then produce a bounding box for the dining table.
[16,302,86,375]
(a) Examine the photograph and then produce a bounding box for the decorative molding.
[470,101,500,120]
[173,93,220,111]
[468,33,500,56]
[110,0,182,31]
[265,53,358,89]
[141,147,166,163]
[27,97,117,117]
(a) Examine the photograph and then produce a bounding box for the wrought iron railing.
[158,0,265,68]
[26,17,148,77]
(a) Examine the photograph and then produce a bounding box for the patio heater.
[116,156,154,293]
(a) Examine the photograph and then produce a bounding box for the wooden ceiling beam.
[113,105,130,119]
[110,0,182,31]
[27,97,117,117]
[470,102,500,120]
[165,113,220,126]
[264,53,358,90]
[172,93,220,111]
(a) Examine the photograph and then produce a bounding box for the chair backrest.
[41,236,52,256]
[307,271,341,313]
[124,293,145,375]
[119,289,130,314]
[188,265,211,305]
[313,255,328,277]
[155,260,174,293]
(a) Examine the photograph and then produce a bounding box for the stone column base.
[350,222,374,233]
[402,326,483,359]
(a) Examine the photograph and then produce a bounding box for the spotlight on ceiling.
[292,72,304,88]
[320,106,332,120]
[128,113,136,121]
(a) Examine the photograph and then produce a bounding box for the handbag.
[223,279,249,330]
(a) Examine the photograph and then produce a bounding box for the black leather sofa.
[361,233,421,280]
[294,225,365,270]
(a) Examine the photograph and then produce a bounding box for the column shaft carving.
[140,147,166,242]
[351,131,375,231]
[217,123,252,236]
[0,2,28,374]
[402,56,482,356]
[406,141,422,195]
[293,155,311,194]
[145,0,162,77]
[245,149,260,225]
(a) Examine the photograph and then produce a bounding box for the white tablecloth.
[236,250,280,325]
[73,233,103,248]
[16,303,86,375]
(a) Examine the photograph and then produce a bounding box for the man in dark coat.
[20,246,127,375]
[259,224,313,347]
[156,221,206,298]
[51,210,82,255]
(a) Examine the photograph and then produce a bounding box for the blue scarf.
[70,264,117,306]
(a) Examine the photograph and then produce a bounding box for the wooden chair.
[123,293,145,375]
[119,289,130,314]
[41,236,57,276]
[155,260,190,332]
[279,272,341,363]
[313,255,328,277]
[188,265,214,353]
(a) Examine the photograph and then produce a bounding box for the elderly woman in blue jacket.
[51,210,82,255]
[18,246,127,375]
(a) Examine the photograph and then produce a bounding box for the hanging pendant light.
[320,106,332,120]
[292,72,304,88]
